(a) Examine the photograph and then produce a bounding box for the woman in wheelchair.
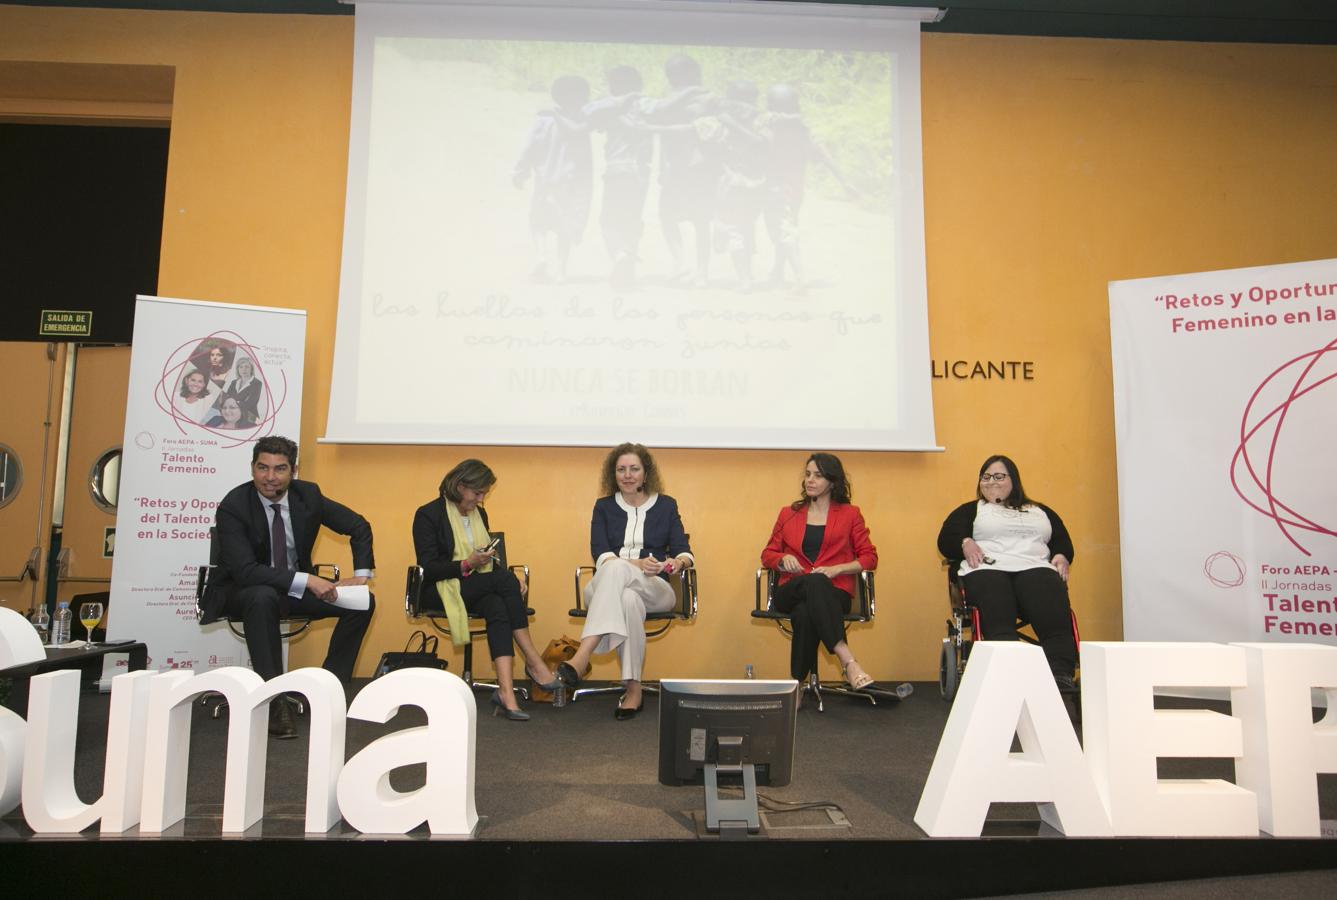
[412,459,560,721]
[761,453,879,690]
[936,454,1077,689]
[555,442,694,720]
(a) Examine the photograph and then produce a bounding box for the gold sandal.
[842,661,874,691]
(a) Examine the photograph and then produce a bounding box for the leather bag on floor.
[529,635,588,702]
[373,630,448,679]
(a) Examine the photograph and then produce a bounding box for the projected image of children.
[760,83,857,294]
[648,54,719,288]
[585,65,654,289]
[349,33,913,446]
[499,51,872,295]
[512,74,593,285]
[714,79,767,293]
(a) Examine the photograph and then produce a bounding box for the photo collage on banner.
[103,295,306,678]
[1110,258,1337,645]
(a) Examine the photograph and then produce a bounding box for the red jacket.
[761,502,878,596]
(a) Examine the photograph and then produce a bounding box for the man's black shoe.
[268,699,297,739]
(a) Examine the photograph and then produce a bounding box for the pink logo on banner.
[155,332,288,446]
[1203,551,1246,588]
[1230,337,1337,555]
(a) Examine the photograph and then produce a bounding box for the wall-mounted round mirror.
[0,444,21,510]
[89,446,122,513]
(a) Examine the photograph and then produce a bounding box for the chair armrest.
[943,561,967,612]
[856,569,876,620]
[754,567,775,613]
[195,565,214,623]
[672,566,698,620]
[508,563,535,615]
[509,563,529,595]
[404,565,424,617]
[571,565,594,615]
[311,563,341,582]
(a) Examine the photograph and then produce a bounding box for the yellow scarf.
[435,499,493,647]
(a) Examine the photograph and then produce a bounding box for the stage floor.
[3,679,1336,897]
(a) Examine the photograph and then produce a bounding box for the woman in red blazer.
[760,453,879,688]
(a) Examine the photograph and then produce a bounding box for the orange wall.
[53,346,130,610]
[4,7,1337,679]
[0,342,63,615]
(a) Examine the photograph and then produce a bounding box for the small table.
[0,641,149,717]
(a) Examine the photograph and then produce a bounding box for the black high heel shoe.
[490,691,530,721]
[555,661,581,689]
[613,694,644,721]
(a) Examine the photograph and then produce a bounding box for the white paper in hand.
[331,585,371,610]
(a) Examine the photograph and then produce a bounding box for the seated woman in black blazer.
[936,454,1078,689]
[554,442,694,720]
[412,459,559,721]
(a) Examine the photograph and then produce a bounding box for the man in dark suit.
[201,435,375,738]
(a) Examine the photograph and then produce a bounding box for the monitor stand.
[704,762,760,836]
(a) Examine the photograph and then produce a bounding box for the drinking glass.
[78,601,104,646]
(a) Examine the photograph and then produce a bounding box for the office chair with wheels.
[567,561,699,702]
[404,532,536,698]
[194,528,336,718]
[753,568,906,712]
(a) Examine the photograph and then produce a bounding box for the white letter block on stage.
[22,671,103,833]
[139,666,347,835]
[914,643,1111,837]
[1231,643,1337,836]
[1081,642,1257,836]
[337,668,478,837]
[0,706,23,817]
[20,670,155,834]
[98,671,156,833]
[0,608,42,818]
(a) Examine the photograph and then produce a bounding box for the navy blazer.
[201,478,374,624]
[590,493,692,578]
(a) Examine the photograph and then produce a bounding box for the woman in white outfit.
[555,443,693,720]
[174,368,219,423]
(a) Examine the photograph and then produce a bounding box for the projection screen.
[326,0,939,449]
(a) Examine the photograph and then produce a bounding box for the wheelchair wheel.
[939,638,958,702]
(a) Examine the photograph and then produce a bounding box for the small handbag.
[530,635,587,703]
[373,630,448,679]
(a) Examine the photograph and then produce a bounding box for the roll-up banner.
[1110,258,1337,645]
[103,295,306,679]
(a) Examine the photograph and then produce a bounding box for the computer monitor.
[657,678,799,835]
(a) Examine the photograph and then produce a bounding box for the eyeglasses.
[979,473,1010,482]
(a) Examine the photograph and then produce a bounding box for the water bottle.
[52,601,72,645]
[31,607,50,644]
[894,682,914,700]
[744,663,754,679]
[552,684,567,708]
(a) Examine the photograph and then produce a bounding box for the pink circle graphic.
[1229,336,1337,556]
[1203,551,1245,588]
[154,331,288,447]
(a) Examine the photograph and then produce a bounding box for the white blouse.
[958,500,1058,576]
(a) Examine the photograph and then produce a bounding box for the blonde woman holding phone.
[412,459,559,721]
